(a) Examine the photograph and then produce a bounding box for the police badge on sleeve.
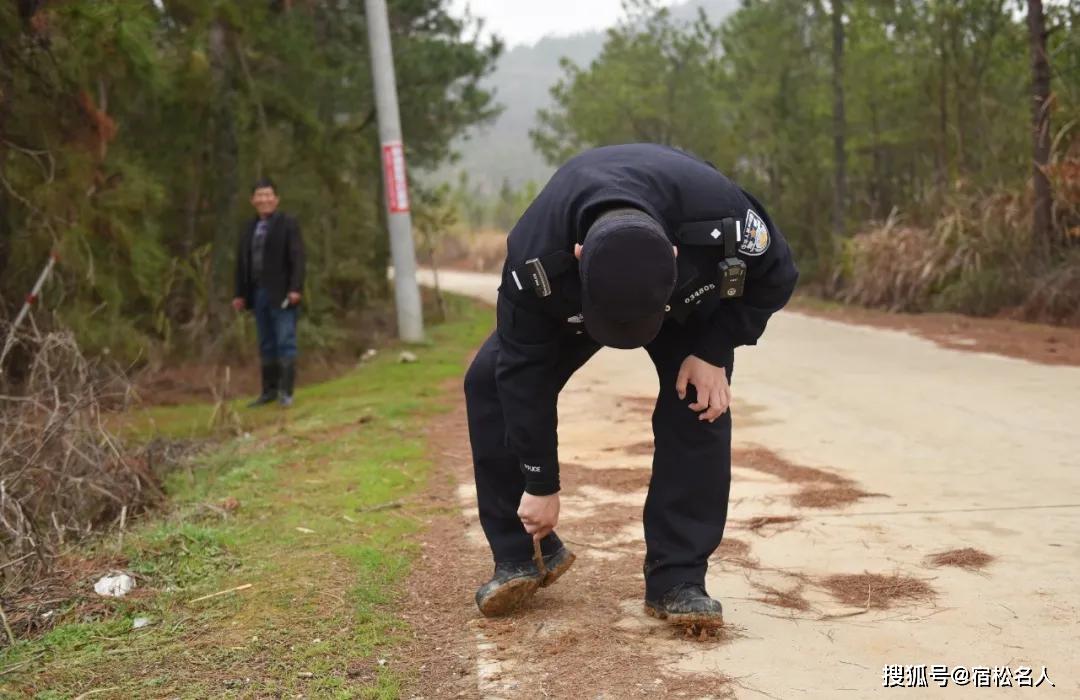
[741,210,771,256]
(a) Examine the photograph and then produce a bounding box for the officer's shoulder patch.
[741,210,771,256]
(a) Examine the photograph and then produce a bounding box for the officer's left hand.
[287,291,302,306]
[676,355,731,422]
[518,492,560,541]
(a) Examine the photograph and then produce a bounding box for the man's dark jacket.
[496,144,799,495]
[234,212,306,309]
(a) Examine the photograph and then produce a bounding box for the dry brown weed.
[821,573,935,609]
[926,547,995,570]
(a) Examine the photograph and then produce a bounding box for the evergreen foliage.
[0,0,500,363]
[532,0,1080,314]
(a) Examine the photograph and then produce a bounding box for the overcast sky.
[449,0,680,47]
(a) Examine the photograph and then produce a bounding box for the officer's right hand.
[676,354,731,423]
[518,492,560,541]
[232,297,245,311]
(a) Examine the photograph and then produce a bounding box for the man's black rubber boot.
[248,362,279,407]
[278,359,296,408]
[475,547,576,617]
[645,583,724,626]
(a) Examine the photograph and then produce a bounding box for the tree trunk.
[183,156,202,260]
[830,0,847,235]
[1027,0,1052,254]
[207,19,240,331]
[869,99,884,219]
[936,19,949,190]
[0,165,11,293]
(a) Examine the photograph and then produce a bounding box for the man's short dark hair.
[252,177,277,194]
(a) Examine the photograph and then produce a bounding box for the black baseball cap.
[580,208,677,349]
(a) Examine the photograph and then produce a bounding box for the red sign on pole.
[381,140,410,213]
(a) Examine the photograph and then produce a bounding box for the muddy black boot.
[475,547,576,617]
[248,362,279,407]
[645,583,724,627]
[278,359,295,408]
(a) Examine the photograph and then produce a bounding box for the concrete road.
[424,268,1080,698]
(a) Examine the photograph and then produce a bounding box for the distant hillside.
[432,0,739,192]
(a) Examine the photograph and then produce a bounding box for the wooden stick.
[532,539,547,578]
[188,583,252,603]
[0,659,33,676]
[0,252,58,371]
[356,500,404,514]
[0,552,34,572]
[116,505,127,551]
[0,599,15,646]
[73,687,119,700]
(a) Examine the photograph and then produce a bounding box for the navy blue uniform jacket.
[495,144,799,495]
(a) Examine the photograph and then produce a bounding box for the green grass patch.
[0,294,491,699]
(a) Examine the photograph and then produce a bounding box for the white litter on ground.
[94,573,135,598]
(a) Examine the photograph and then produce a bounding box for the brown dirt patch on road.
[821,573,935,609]
[791,485,879,508]
[612,440,655,456]
[752,582,812,612]
[734,445,881,509]
[713,537,758,570]
[739,515,802,536]
[716,537,751,559]
[561,462,651,493]
[616,395,656,416]
[733,446,847,485]
[790,296,1080,367]
[926,547,995,570]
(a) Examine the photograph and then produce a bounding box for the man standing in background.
[232,178,306,408]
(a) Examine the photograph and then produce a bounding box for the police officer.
[464,144,798,625]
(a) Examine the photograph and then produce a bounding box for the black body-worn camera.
[718,258,747,298]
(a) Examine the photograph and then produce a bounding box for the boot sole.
[644,603,724,628]
[477,576,542,617]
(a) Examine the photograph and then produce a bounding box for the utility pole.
[365,0,424,342]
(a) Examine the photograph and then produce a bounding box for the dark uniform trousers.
[464,319,732,601]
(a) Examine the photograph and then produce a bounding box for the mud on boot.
[475,547,576,617]
[645,583,724,628]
